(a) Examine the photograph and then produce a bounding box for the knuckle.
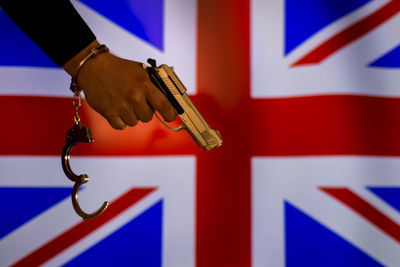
[103,112,126,130]
[128,115,139,126]
[140,113,153,123]
[111,120,126,130]
[127,120,138,127]
[159,98,172,112]
[121,110,138,127]
[116,125,126,130]
[101,109,113,121]
[128,91,144,104]
[164,112,177,122]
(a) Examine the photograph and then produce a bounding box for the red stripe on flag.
[197,0,251,265]
[0,96,197,156]
[11,187,156,267]
[4,94,400,157]
[320,187,400,243]
[250,95,400,156]
[292,0,400,66]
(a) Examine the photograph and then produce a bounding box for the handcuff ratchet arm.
[61,123,109,220]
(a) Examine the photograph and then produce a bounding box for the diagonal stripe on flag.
[320,187,400,244]
[292,0,400,66]
[11,187,156,267]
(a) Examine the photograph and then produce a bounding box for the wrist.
[62,40,102,76]
[65,42,109,94]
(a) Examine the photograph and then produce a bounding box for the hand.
[63,41,176,130]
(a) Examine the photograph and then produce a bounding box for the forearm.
[0,0,96,67]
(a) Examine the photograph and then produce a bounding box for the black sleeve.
[0,0,96,66]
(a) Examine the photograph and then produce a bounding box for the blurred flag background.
[1,0,400,266]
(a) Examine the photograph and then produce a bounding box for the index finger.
[146,83,177,122]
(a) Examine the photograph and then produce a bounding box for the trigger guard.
[155,112,184,132]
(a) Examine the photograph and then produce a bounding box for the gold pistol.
[143,58,222,151]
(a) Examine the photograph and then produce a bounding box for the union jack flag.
[252,0,400,266]
[1,0,400,266]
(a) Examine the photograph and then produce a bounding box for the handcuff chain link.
[73,90,82,124]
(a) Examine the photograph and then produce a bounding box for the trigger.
[155,112,184,132]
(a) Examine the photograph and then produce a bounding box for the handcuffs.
[61,44,109,220]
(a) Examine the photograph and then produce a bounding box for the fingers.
[134,100,154,122]
[107,116,127,130]
[146,85,176,122]
[94,85,175,130]
[83,58,176,130]
[111,91,154,129]
[120,108,138,127]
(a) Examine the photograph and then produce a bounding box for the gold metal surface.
[61,122,109,220]
[145,59,223,151]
